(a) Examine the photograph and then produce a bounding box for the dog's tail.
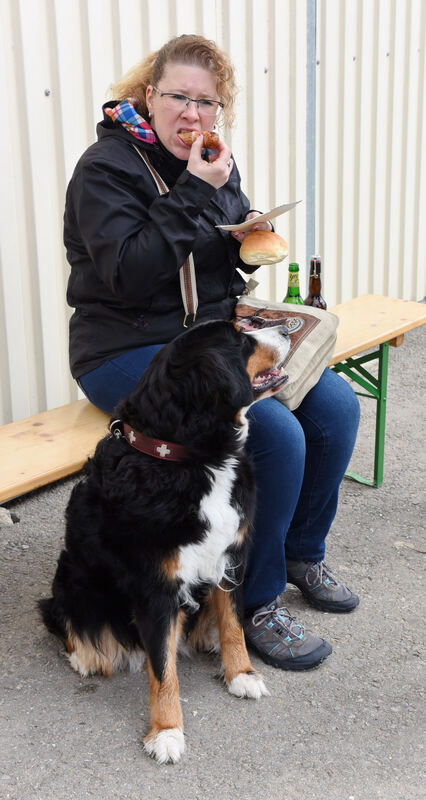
[38,597,67,642]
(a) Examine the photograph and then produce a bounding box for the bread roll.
[178,130,219,149]
[239,230,289,265]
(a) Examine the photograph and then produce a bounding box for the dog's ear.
[199,348,254,413]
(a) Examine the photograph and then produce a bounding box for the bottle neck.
[308,275,322,294]
[288,271,301,291]
[309,257,321,278]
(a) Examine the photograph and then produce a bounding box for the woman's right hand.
[231,212,273,243]
[186,134,233,190]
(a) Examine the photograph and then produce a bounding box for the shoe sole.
[246,639,332,671]
[287,580,360,614]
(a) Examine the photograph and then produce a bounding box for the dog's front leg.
[212,586,270,699]
[140,611,185,764]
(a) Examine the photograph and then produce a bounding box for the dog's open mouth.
[252,366,288,395]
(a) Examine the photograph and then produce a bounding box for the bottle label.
[288,273,300,287]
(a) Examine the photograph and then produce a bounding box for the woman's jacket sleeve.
[66,154,219,305]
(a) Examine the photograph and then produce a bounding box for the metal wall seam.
[414,0,426,301]
[366,0,380,298]
[406,0,425,302]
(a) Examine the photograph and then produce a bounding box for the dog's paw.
[143,728,185,764]
[228,671,270,699]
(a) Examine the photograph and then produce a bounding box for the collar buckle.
[109,419,123,439]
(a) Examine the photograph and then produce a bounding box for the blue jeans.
[79,349,360,611]
[78,345,164,414]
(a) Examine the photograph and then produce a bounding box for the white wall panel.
[317,0,426,307]
[1,0,48,421]
[0,0,425,424]
[19,0,72,412]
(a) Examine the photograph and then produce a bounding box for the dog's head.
[116,320,289,458]
[170,318,289,399]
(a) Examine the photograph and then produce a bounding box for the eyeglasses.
[152,87,224,120]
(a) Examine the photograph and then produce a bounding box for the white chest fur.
[176,459,241,598]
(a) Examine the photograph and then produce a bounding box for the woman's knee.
[246,398,306,471]
[292,372,360,477]
[298,369,360,440]
[327,371,360,441]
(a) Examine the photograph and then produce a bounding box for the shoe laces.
[308,561,338,588]
[252,604,305,640]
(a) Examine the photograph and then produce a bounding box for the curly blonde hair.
[110,34,238,128]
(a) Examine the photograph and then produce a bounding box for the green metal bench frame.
[331,342,389,487]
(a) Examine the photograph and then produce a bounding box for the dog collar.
[110,420,191,462]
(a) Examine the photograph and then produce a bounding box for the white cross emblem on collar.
[128,430,136,443]
[157,443,171,458]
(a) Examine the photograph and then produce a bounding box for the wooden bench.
[1,294,425,504]
[329,294,425,486]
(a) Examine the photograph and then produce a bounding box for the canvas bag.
[234,296,339,410]
[133,148,338,410]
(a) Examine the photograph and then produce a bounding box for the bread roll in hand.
[178,131,219,150]
[239,230,289,265]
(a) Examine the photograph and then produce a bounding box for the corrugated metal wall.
[0,0,425,424]
[317,0,426,305]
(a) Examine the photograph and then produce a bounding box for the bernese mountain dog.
[39,319,290,764]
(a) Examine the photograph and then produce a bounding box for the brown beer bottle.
[304,255,327,309]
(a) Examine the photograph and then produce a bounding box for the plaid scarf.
[105,98,158,144]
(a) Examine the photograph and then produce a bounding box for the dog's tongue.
[252,368,281,387]
[238,319,261,332]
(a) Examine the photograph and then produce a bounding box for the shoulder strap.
[132,145,198,326]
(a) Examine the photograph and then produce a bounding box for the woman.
[64,34,360,671]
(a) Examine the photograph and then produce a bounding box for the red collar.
[110,420,191,462]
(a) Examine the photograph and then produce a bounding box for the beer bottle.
[304,255,327,309]
[283,263,304,305]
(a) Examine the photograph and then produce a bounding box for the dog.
[39,319,290,764]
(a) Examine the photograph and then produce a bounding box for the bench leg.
[371,342,389,487]
[331,342,389,487]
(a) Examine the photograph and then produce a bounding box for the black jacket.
[64,105,256,378]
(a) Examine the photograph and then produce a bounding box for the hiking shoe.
[243,598,332,671]
[286,559,360,613]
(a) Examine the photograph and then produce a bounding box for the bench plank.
[1,294,425,503]
[0,401,109,503]
[330,294,426,365]
[329,295,425,487]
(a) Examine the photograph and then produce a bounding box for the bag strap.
[133,145,198,327]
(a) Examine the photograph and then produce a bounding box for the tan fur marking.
[234,409,245,426]
[187,594,219,653]
[175,608,185,642]
[211,587,254,684]
[65,622,141,677]
[160,552,180,582]
[145,615,184,742]
[246,345,277,383]
[237,524,249,546]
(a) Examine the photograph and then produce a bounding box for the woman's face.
[146,63,220,160]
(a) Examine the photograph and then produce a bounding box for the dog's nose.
[279,326,289,338]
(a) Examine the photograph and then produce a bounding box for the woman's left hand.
[231,211,272,243]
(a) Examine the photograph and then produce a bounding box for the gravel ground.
[1,325,425,800]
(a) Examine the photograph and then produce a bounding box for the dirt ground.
[1,325,425,800]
